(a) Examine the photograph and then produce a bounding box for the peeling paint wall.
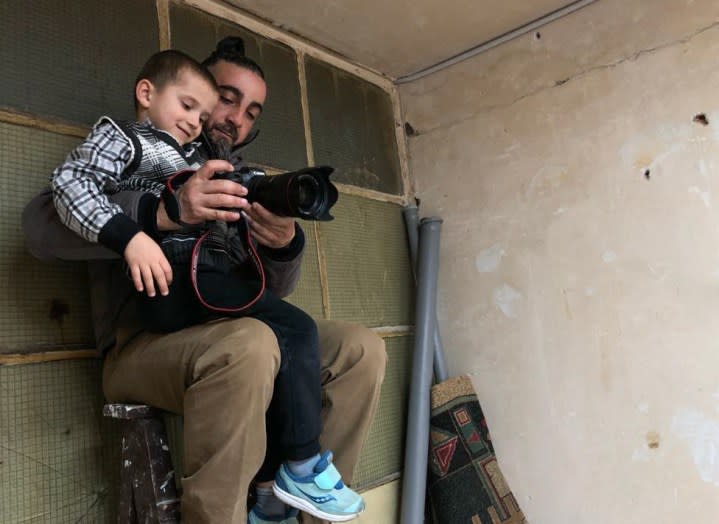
[400,0,719,521]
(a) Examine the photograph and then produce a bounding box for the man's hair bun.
[216,36,245,56]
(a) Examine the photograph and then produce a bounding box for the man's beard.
[208,123,237,160]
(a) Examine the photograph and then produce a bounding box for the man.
[24,37,386,524]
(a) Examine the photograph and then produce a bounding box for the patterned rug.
[426,376,526,524]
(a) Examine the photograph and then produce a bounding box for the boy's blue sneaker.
[273,451,365,522]
[248,506,299,524]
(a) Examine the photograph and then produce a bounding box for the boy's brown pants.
[102,318,386,524]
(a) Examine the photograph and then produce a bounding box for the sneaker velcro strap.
[313,463,342,490]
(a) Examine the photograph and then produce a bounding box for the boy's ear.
[135,79,154,110]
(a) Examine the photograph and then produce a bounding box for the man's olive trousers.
[103,318,387,524]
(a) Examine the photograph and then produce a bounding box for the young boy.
[51,49,364,523]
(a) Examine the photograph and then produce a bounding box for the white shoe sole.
[272,483,362,522]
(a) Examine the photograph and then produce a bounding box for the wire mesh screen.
[305,57,401,194]
[170,3,307,170]
[1,3,413,517]
[0,0,158,126]
[320,195,414,327]
[0,123,94,353]
[353,335,412,490]
[0,359,120,524]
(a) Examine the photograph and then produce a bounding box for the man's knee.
[320,321,387,387]
[350,325,387,386]
[192,318,281,386]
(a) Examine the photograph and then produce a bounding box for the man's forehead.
[211,62,265,98]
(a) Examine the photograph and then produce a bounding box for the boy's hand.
[124,232,173,297]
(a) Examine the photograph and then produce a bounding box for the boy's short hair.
[202,36,265,80]
[134,50,218,109]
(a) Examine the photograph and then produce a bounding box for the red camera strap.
[189,217,267,313]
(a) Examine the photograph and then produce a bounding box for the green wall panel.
[321,195,414,327]
[306,57,402,194]
[0,123,93,353]
[0,360,119,524]
[0,0,158,126]
[170,3,307,170]
[0,5,414,517]
[354,335,412,490]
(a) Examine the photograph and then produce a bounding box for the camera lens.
[296,175,319,211]
[297,176,317,209]
[243,166,338,221]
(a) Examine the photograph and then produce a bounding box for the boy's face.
[205,61,267,149]
[139,69,218,146]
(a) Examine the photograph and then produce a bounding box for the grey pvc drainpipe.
[402,205,448,382]
[395,0,599,84]
[401,217,443,524]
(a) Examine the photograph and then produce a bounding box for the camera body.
[214,165,338,221]
[214,166,266,187]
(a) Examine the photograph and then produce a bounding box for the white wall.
[400,1,719,522]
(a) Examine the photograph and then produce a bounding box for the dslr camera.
[215,165,338,221]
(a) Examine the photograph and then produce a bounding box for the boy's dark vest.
[101,117,266,331]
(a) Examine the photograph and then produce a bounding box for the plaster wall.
[400,1,719,521]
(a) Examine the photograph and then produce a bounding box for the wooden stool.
[103,403,181,523]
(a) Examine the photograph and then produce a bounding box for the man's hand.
[124,232,173,297]
[156,160,249,230]
[244,202,296,249]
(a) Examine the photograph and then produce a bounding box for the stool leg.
[122,418,180,523]
[118,432,138,524]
